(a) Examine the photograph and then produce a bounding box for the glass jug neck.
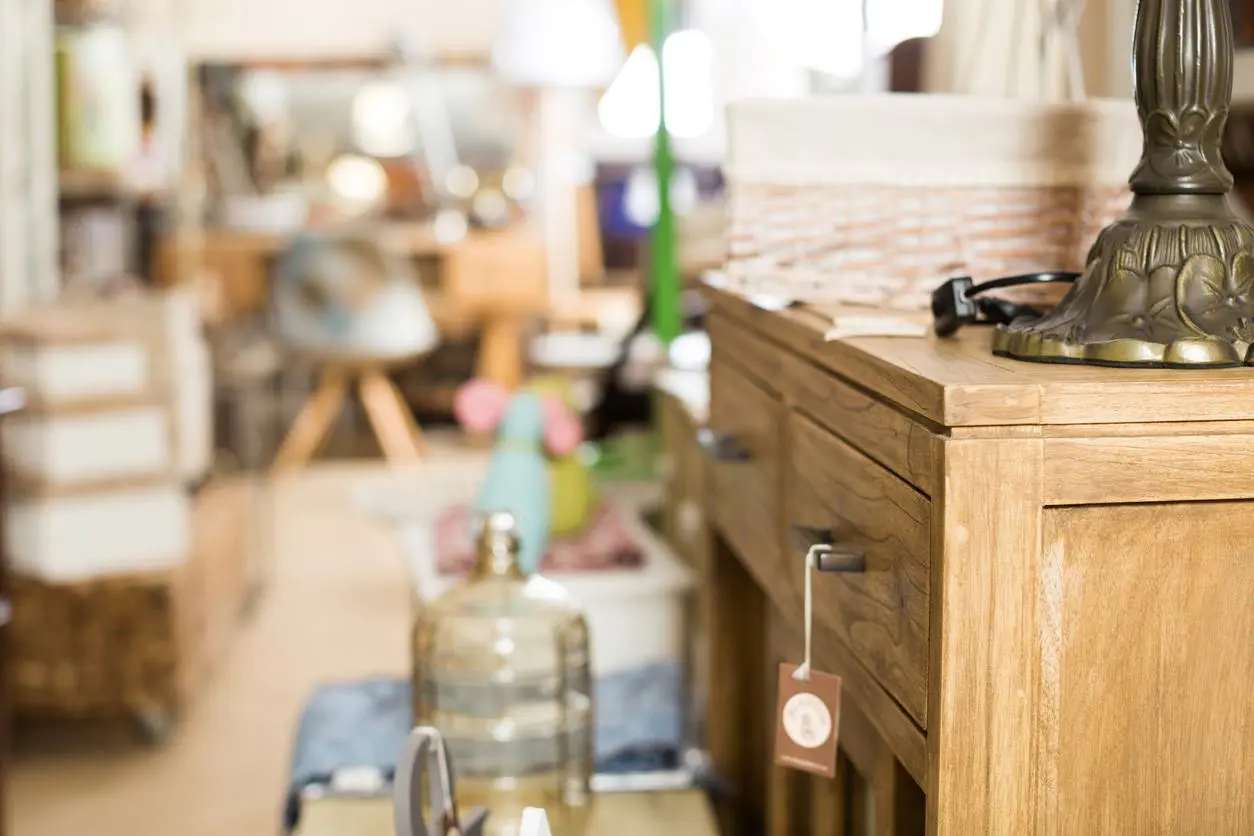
[469,536,525,581]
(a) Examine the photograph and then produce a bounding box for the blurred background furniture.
[269,233,439,469]
[492,0,624,308]
[271,359,429,470]
[159,222,548,393]
[0,385,26,836]
[0,0,58,321]
[0,299,243,743]
[151,54,556,440]
[652,365,708,746]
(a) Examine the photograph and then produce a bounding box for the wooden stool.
[272,358,428,472]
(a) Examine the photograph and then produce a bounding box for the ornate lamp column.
[994,0,1254,367]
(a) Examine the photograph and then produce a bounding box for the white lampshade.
[597,30,717,140]
[747,0,864,79]
[493,0,625,87]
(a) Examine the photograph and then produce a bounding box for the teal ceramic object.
[471,391,550,574]
[453,380,583,575]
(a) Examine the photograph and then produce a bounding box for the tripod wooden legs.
[272,365,426,472]
[272,368,348,471]
[358,368,427,461]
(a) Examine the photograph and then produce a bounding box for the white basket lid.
[726,93,1142,189]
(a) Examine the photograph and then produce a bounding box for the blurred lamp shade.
[598,30,716,139]
[493,0,625,87]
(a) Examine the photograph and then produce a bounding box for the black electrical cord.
[932,271,1080,338]
[965,271,1080,294]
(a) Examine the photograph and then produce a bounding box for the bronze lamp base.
[994,195,1254,368]
[995,0,1254,368]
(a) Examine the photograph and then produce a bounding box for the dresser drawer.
[786,411,931,728]
[707,358,784,578]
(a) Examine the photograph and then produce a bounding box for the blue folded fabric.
[594,662,683,760]
[288,676,414,793]
[283,664,685,832]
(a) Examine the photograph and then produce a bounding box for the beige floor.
[11,462,423,836]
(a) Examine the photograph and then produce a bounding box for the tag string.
[793,545,827,684]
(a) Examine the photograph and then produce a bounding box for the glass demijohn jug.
[412,511,593,836]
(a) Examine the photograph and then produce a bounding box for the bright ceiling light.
[623,165,699,227]
[597,30,716,140]
[351,81,413,158]
[445,165,480,200]
[326,154,387,209]
[502,166,536,202]
[866,0,944,53]
[238,71,289,123]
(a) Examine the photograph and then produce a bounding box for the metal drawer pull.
[696,428,753,462]
[791,524,867,573]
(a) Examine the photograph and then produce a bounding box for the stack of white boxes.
[0,291,212,581]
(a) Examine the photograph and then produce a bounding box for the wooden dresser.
[703,289,1254,836]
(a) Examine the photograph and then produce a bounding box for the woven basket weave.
[10,568,194,719]
[724,94,1144,309]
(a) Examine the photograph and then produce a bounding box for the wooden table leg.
[873,750,926,836]
[476,315,525,390]
[769,766,809,836]
[708,533,770,836]
[376,369,428,456]
[272,368,347,472]
[358,369,422,464]
[811,758,848,834]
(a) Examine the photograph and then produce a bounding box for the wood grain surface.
[1043,503,1254,834]
[707,533,771,836]
[928,438,1043,836]
[787,412,931,728]
[709,288,1254,429]
[706,357,784,595]
[779,348,940,496]
[706,287,1254,834]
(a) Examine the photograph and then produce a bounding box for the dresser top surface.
[710,289,1254,428]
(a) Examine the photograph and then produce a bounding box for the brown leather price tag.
[773,662,842,778]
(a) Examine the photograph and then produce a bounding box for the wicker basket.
[10,480,251,730]
[10,565,197,728]
[724,95,1144,309]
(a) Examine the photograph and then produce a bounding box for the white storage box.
[0,313,150,407]
[2,401,172,488]
[121,290,214,481]
[7,481,191,581]
[6,291,217,482]
[401,509,693,678]
[355,457,692,678]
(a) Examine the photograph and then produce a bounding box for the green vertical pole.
[649,0,681,345]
